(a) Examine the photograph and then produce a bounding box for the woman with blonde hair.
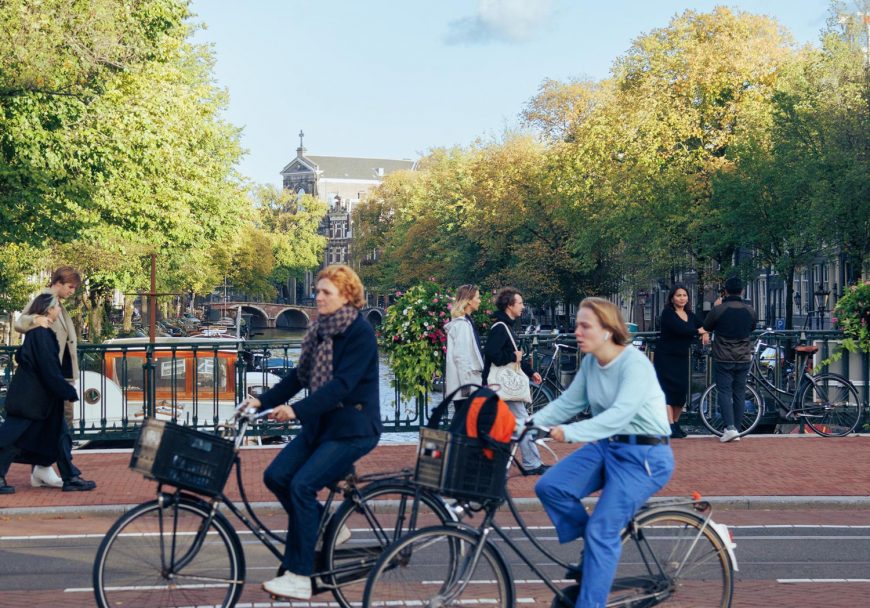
[531,297,674,607]
[443,284,484,402]
[240,264,381,601]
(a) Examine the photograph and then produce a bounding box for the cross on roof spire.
[298,130,304,149]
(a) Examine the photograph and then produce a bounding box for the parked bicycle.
[699,330,862,438]
[92,406,457,608]
[364,426,737,607]
[529,341,579,413]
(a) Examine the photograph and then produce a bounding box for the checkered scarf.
[296,305,359,392]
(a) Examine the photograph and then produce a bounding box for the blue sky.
[189,1,833,188]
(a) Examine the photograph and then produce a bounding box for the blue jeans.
[506,400,541,469]
[263,434,379,575]
[535,440,674,608]
[714,361,752,430]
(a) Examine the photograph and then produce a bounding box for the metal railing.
[0,330,867,440]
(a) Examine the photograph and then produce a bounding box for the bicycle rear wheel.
[93,496,244,608]
[363,524,514,607]
[321,480,455,608]
[800,373,862,437]
[612,509,734,607]
[699,383,763,437]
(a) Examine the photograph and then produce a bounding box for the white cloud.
[445,0,556,45]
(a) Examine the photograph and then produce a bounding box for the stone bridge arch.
[361,307,385,326]
[275,308,310,330]
[239,305,269,329]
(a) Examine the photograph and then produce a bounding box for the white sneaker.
[31,465,63,488]
[720,428,740,443]
[262,571,312,600]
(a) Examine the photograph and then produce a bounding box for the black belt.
[610,434,670,446]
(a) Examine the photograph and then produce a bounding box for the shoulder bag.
[488,322,532,403]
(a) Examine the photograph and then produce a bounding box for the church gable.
[280,157,318,175]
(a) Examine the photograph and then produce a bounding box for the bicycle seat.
[326,465,356,491]
[794,345,818,354]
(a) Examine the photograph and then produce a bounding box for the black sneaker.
[564,564,582,583]
[521,464,551,477]
[62,476,96,492]
[0,477,14,494]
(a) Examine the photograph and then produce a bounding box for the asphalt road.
[2,508,870,607]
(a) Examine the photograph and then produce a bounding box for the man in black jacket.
[703,277,758,443]
[484,288,546,475]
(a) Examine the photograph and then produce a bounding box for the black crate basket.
[130,418,235,497]
[414,427,510,502]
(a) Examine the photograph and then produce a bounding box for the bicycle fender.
[709,521,739,572]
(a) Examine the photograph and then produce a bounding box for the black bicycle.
[364,426,737,607]
[529,341,579,413]
[699,330,862,437]
[92,406,457,608]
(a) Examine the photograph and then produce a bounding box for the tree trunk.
[123,296,134,332]
[784,265,795,330]
[89,293,103,342]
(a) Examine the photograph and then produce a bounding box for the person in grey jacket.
[444,284,484,402]
[703,276,758,443]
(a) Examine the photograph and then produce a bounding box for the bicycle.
[529,341,579,413]
[92,406,457,608]
[364,426,737,607]
[699,330,862,438]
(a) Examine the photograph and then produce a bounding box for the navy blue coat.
[0,327,78,465]
[258,314,382,445]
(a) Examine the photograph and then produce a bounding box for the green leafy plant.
[380,280,492,400]
[820,281,870,368]
[832,282,870,352]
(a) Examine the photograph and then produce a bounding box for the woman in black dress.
[0,294,95,493]
[654,285,708,438]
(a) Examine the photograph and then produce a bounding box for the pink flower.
[433,298,439,303]
[395,290,403,297]
[442,346,447,352]
[447,303,453,310]
[393,335,399,342]
[440,311,446,317]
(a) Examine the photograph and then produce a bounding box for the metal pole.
[149,253,157,343]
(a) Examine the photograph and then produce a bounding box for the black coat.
[257,314,382,445]
[483,311,534,384]
[0,327,78,464]
[656,308,703,356]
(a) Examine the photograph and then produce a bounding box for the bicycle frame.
[151,408,438,592]
[747,333,820,420]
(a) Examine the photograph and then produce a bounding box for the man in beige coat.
[14,266,84,488]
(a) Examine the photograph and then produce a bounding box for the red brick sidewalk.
[1,434,868,511]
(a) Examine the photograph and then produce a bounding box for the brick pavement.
[2,435,870,607]
[1,434,869,511]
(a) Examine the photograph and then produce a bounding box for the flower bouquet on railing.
[380,280,492,401]
[823,281,870,366]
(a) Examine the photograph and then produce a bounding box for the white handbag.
[488,322,532,403]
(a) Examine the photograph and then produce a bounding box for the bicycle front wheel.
[613,509,734,607]
[699,383,763,437]
[93,496,245,608]
[530,379,558,414]
[322,480,455,608]
[800,373,863,437]
[364,524,514,607]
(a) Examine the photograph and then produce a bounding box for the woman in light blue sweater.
[531,297,674,608]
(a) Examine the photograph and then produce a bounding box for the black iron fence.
[0,330,867,440]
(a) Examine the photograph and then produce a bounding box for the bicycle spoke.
[613,511,733,608]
